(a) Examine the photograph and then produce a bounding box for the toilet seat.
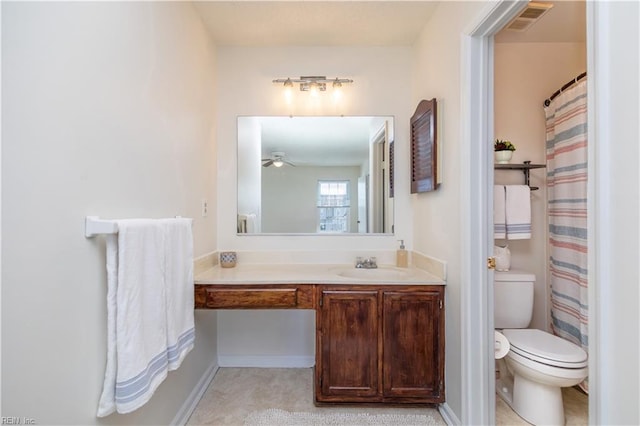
[503,329,587,368]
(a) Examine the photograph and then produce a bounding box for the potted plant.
[494,139,516,164]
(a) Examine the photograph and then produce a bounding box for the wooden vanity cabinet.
[382,290,444,402]
[194,284,314,309]
[315,285,445,404]
[316,289,380,402]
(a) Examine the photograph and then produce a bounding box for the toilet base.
[497,375,565,425]
[512,374,565,425]
[496,378,514,407]
[495,359,514,406]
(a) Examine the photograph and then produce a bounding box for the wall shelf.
[494,160,546,190]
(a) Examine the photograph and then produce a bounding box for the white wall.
[410,1,496,420]
[1,3,218,424]
[494,42,586,331]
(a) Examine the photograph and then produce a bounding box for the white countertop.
[195,263,445,285]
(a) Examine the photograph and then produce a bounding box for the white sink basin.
[334,266,413,281]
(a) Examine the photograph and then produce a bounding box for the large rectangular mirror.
[237,116,394,235]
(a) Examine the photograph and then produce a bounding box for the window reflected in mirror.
[317,180,351,233]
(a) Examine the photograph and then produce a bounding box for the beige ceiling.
[193,1,585,47]
[193,1,439,46]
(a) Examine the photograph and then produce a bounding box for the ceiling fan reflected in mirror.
[262,151,296,168]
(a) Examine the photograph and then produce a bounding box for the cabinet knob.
[487,257,496,270]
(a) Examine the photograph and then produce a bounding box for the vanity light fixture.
[273,76,353,93]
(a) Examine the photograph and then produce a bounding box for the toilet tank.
[494,270,535,329]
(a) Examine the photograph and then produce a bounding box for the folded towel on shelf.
[97,218,194,417]
[493,185,506,239]
[505,185,531,240]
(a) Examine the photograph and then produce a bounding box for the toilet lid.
[503,329,588,368]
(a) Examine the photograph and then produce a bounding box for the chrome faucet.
[355,256,378,269]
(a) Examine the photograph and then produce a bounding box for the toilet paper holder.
[494,331,510,359]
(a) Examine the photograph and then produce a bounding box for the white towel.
[493,185,506,239]
[245,214,257,233]
[237,215,248,233]
[239,213,258,233]
[505,185,531,240]
[161,218,195,370]
[97,218,194,417]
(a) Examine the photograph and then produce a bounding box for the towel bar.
[85,216,118,238]
[85,216,191,238]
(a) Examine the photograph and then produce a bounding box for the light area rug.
[244,408,442,425]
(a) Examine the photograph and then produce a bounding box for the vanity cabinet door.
[316,289,380,402]
[382,289,445,403]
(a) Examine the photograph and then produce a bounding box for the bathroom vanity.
[194,263,445,405]
[315,284,444,404]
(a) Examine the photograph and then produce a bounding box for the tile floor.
[187,367,588,425]
[187,367,445,425]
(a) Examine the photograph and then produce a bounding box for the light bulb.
[283,79,293,104]
[309,82,319,97]
[333,86,343,102]
[273,159,284,168]
[284,86,293,103]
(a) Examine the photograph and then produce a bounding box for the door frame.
[459,1,529,424]
[462,1,604,425]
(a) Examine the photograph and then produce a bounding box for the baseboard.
[218,355,315,368]
[171,361,219,426]
[438,402,461,426]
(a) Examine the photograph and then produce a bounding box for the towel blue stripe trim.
[506,224,531,230]
[506,224,531,234]
[115,328,195,404]
[115,353,168,403]
[116,349,167,388]
[168,328,195,364]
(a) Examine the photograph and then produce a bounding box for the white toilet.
[495,270,588,426]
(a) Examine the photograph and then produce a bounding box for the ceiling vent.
[506,2,554,32]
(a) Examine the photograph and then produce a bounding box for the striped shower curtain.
[545,78,588,390]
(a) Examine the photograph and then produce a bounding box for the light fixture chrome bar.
[301,81,326,92]
[273,75,353,91]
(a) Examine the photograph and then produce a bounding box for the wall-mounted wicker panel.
[410,99,438,193]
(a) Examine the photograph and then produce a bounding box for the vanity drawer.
[195,284,314,309]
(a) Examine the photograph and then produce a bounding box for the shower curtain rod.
[543,71,587,107]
